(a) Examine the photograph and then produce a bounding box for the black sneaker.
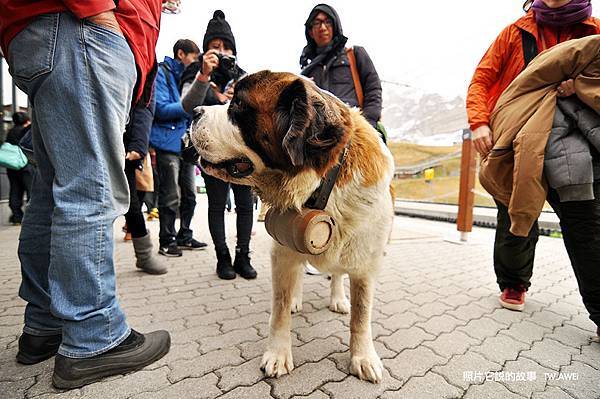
[158,242,182,257]
[177,238,208,250]
[52,329,170,390]
[16,332,62,365]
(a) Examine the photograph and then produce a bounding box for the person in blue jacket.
[150,39,213,257]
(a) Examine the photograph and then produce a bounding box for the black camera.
[217,53,236,73]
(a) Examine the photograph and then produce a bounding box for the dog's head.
[190,71,352,191]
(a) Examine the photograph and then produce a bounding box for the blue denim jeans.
[7,13,135,358]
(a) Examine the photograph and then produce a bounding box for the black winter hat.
[203,10,237,55]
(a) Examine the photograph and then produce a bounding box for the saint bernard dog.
[190,71,394,383]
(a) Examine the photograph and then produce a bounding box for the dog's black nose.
[192,107,205,121]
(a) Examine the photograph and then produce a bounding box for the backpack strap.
[345,47,364,109]
[159,62,173,90]
[520,29,538,69]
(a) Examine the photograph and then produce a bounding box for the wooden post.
[457,129,476,241]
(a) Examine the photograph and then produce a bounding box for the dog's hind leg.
[260,245,302,378]
[348,274,383,383]
[290,262,304,313]
[329,274,350,314]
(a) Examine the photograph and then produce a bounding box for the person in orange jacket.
[466,0,600,312]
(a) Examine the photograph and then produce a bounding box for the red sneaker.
[499,286,526,311]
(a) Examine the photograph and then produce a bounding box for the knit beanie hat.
[203,10,237,55]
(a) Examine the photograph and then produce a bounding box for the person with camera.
[150,39,210,257]
[180,10,256,280]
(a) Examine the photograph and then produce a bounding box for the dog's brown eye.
[225,160,254,178]
[234,162,252,173]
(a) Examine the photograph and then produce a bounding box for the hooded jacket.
[300,4,382,127]
[479,35,600,237]
[466,10,600,131]
[149,56,189,154]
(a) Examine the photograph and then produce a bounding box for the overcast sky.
[4,1,600,108]
[154,0,526,98]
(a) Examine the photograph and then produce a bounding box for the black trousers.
[202,172,253,253]
[7,165,33,222]
[494,199,539,291]
[124,161,148,238]
[494,184,600,327]
[156,150,197,246]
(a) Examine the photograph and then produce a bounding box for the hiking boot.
[177,238,208,250]
[499,285,526,311]
[158,242,182,257]
[216,248,236,280]
[133,234,167,275]
[16,332,62,365]
[52,329,170,389]
[233,248,257,280]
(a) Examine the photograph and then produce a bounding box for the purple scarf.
[532,0,592,27]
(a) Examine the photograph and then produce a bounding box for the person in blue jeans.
[2,3,170,389]
[150,39,209,257]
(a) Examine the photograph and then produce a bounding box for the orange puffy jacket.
[466,10,600,131]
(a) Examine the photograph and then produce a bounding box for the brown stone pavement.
[1,196,599,398]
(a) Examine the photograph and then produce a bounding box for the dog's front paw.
[291,297,303,313]
[329,296,350,314]
[350,351,383,383]
[260,347,294,378]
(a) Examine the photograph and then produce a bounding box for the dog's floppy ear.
[278,78,346,168]
[279,79,311,167]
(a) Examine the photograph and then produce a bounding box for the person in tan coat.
[480,34,600,339]
[467,0,600,311]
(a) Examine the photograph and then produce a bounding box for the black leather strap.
[304,143,349,210]
[521,29,538,69]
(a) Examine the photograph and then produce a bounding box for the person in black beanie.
[180,10,256,281]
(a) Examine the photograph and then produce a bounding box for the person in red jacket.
[1,0,171,389]
[467,0,600,314]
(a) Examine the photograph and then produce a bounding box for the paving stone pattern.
[1,199,599,398]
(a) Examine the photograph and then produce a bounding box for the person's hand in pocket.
[88,10,123,36]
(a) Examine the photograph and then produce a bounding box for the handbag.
[0,141,28,170]
[135,153,154,192]
[346,47,388,144]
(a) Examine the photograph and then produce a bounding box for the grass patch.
[388,141,460,167]
[393,175,496,207]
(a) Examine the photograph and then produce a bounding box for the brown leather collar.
[304,142,350,210]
